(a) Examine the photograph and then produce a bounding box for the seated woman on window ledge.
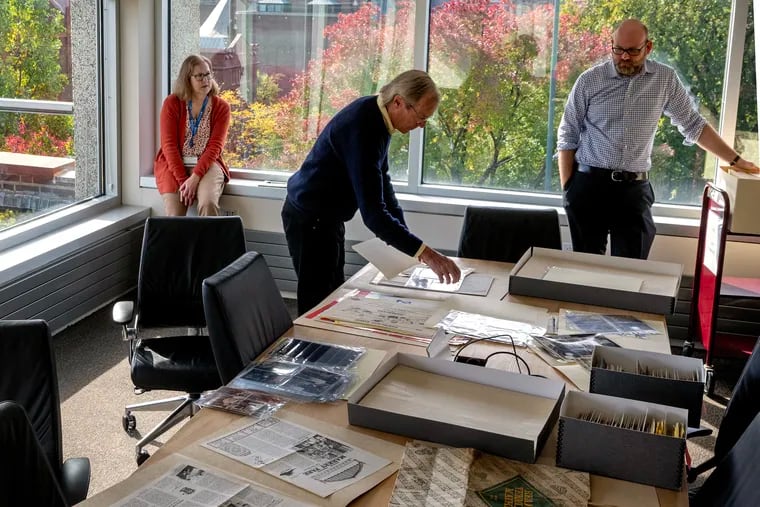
[154,54,230,216]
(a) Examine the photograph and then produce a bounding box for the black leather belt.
[577,163,648,182]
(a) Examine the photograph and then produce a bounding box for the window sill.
[139,175,760,243]
[0,203,149,287]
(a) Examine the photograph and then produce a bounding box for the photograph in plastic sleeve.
[270,338,365,370]
[230,361,354,402]
[437,310,544,347]
[198,386,287,418]
[564,310,658,336]
[532,333,620,362]
[280,365,353,400]
[238,360,301,386]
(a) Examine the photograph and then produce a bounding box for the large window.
[0,0,104,233]
[170,0,747,207]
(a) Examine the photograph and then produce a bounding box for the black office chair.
[688,336,760,482]
[203,251,293,384]
[114,216,246,464]
[690,411,760,506]
[0,320,90,504]
[457,205,562,262]
[0,401,69,506]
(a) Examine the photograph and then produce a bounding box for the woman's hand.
[418,246,461,284]
[179,173,200,206]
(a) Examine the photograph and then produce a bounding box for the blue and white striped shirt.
[557,59,707,172]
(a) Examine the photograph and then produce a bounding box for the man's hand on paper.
[418,246,461,284]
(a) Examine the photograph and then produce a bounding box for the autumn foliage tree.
[227,0,734,203]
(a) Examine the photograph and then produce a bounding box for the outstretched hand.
[418,246,461,284]
[733,158,760,174]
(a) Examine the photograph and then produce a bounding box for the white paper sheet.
[543,266,643,292]
[352,237,417,279]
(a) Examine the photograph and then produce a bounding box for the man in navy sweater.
[282,70,461,315]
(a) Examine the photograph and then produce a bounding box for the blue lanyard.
[187,96,209,147]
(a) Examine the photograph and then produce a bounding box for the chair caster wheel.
[123,413,136,433]
[136,450,150,466]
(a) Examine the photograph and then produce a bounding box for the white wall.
[119,2,760,278]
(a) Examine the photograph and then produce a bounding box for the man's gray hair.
[379,70,439,106]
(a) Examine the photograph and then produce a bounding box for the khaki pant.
[161,162,225,216]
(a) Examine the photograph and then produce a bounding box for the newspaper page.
[390,441,589,507]
[114,461,309,507]
[203,417,391,498]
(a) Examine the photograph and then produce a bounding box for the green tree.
[0,0,71,156]
[561,0,734,203]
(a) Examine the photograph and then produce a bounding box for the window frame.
[0,0,119,253]
[148,0,754,231]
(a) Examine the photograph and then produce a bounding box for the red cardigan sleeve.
[158,95,188,185]
[193,95,231,179]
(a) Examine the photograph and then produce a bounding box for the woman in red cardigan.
[154,54,231,216]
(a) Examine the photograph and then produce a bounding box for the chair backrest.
[137,216,247,328]
[713,336,760,460]
[0,401,67,507]
[203,251,294,384]
[688,183,729,363]
[692,411,760,506]
[457,206,561,263]
[0,320,63,473]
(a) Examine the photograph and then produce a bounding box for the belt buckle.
[611,171,625,182]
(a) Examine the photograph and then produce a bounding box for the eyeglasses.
[404,99,431,123]
[191,72,214,81]
[611,42,648,56]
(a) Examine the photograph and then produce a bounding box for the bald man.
[557,18,758,259]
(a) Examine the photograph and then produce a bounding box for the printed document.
[114,460,309,507]
[203,417,391,498]
[390,441,589,507]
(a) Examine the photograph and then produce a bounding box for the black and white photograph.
[272,338,365,370]
[565,311,658,336]
[533,333,620,361]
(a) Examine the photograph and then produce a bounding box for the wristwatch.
[730,154,741,166]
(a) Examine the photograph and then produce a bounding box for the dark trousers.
[563,171,656,259]
[282,198,346,316]
[0,401,67,507]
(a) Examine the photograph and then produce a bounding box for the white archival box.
[347,352,565,463]
[509,247,682,314]
[715,167,760,234]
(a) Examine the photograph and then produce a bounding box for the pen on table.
[500,290,509,301]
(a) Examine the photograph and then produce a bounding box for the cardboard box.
[589,346,704,427]
[556,391,687,490]
[347,353,566,463]
[716,167,760,235]
[509,247,682,314]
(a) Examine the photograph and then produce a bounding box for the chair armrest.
[112,301,134,324]
[61,457,91,504]
[687,426,713,439]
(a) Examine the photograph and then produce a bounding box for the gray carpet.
[52,302,743,499]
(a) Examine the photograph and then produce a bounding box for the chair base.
[124,393,201,464]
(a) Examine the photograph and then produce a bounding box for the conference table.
[82,257,687,506]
